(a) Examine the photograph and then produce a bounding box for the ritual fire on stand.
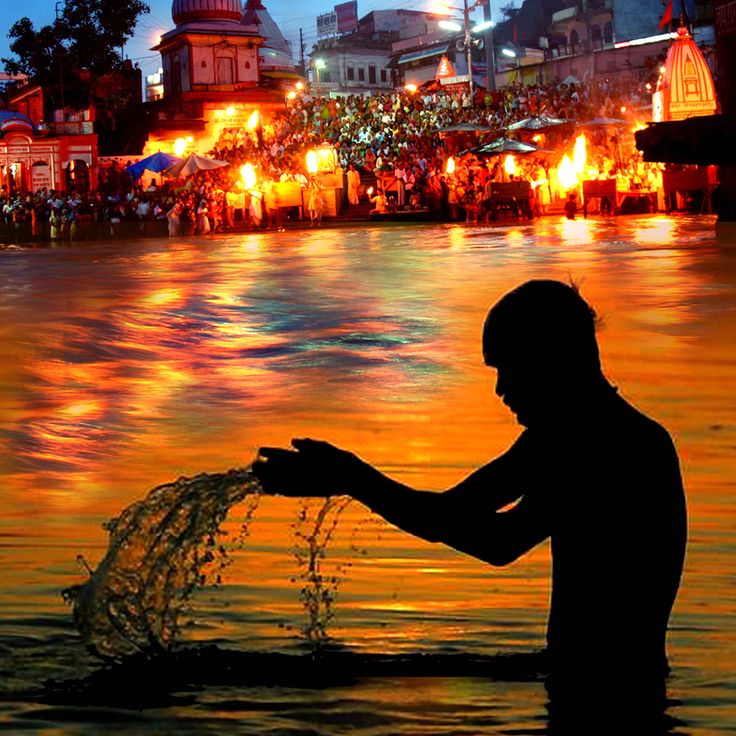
[556,135,587,200]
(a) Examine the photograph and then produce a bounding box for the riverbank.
[1,201,702,247]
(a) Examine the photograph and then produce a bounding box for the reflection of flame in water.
[6,239,445,494]
[559,217,596,246]
[63,469,261,659]
[448,226,466,250]
[633,216,676,245]
[506,228,526,246]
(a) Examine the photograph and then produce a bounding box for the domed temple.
[155,0,263,97]
[242,0,297,75]
[146,0,301,154]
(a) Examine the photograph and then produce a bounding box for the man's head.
[483,280,603,427]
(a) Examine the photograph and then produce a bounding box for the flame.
[446,156,455,175]
[247,110,260,130]
[632,120,647,132]
[572,135,587,174]
[306,150,318,174]
[174,137,188,156]
[316,146,336,172]
[504,154,516,177]
[367,186,374,196]
[557,155,578,190]
[240,163,256,191]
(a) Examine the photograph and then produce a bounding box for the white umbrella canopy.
[166,154,230,178]
[506,115,572,131]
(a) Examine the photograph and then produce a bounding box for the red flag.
[658,0,673,29]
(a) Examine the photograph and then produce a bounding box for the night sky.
[1,0,506,81]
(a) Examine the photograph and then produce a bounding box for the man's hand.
[252,438,366,497]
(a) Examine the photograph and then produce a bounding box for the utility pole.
[483,0,496,91]
[55,1,65,111]
[299,28,306,76]
[463,0,474,96]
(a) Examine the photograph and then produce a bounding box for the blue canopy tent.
[125,152,182,181]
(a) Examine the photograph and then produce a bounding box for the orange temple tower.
[652,24,718,122]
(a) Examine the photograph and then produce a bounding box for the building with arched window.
[0,86,98,193]
[154,0,264,98]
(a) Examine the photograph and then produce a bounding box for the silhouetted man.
[254,280,687,717]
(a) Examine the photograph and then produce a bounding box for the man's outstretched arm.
[253,438,549,566]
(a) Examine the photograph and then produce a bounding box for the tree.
[500,2,521,23]
[2,0,150,111]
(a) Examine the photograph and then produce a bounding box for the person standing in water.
[253,280,687,721]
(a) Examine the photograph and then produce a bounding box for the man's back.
[527,389,687,679]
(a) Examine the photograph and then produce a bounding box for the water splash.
[293,497,353,649]
[63,468,260,660]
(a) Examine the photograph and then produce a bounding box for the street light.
[502,47,521,82]
[313,58,326,98]
[437,1,494,96]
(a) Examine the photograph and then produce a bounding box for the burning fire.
[240,163,256,191]
[174,136,193,156]
[306,150,318,174]
[504,154,516,177]
[367,186,374,196]
[557,155,577,190]
[247,110,260,130]
[572,135,586,174]
[557,135,588,191]
[632,120,647,133]
[446,156,456,175]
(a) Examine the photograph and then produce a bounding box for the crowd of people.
[0,75,682,241]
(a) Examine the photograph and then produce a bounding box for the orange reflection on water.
[633,216,676,245]
[2,219,736,727]
[558,217,596,246]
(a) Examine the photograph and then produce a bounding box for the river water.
[1,216,735,734]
